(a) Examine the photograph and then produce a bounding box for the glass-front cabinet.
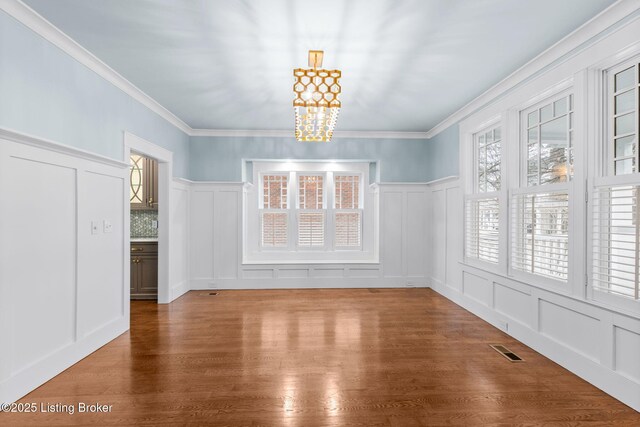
[130,154,158,210]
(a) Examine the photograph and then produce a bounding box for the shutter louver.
[511,191,569,281]
[465,197,499,264]
[261,212,288,247]
[336,212,361,247]
[593,185,640,300]
[298,211,325,247]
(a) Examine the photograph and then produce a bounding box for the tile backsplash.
[131,210,158,238]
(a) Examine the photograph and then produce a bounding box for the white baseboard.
[170,280,190,301]
[190,277,429,290]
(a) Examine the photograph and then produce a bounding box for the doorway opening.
[124,132,174,311]
[129,152,159,301]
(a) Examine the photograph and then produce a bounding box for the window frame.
[508,88,575,290]
[245,161,377,264]
[520,90,574,187]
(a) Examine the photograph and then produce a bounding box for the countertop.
[131,237,158,243]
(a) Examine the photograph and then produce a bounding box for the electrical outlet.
[103,220,113,233]
[91,221,99,235]
[152,220,158,229]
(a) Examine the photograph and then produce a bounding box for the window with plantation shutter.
[248,161,375,263]
[590,58,640,305]
[465,125,501,265]
[335,175,361,247]
[261,174,288,247]
[510,92,573,284]
[298,175,325,248]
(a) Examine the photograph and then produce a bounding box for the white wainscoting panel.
[78,171,125,338]
[614,326,640,383]
[462,271,491,307]
[431,189,446,288]
[0,133,128,404]
[380,190,403,278]
[188,182,428,289]
[406,191,427,279]
[538,299,600,362]
[494,282,532,327]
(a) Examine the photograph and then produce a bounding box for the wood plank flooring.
[2,288,639,426]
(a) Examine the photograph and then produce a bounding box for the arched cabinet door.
[129,154,158,210]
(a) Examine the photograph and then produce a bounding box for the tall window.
[261,174,288,247]
[592,59,640,303]
[465,125,501,264]
[512,93,572,283]
[335,175,362,248]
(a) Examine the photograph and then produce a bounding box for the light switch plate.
[103,220,113,233]
[91,221,99,235]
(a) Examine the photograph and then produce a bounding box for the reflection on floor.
[4,288,639,425]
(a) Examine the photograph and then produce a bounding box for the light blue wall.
[1,9,461,182]
[189,136,431,182]
[425,124,459,181]
[0,11,190,177]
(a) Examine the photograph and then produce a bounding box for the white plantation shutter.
[511,190,569,281]
[593,185,640,300]
[298,211,325,247]
[335,212,361,247]
[261,212,288,247]
[465,197,499,264]
[335,175,361,248]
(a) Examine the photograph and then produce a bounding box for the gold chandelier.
[293,50,341,142]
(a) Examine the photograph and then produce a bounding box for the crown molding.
[190,128,428,139]
[0,0,192,134]
[189,129,292,138]
[424,0,640,139]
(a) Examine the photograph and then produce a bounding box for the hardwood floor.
[2,288,639,426]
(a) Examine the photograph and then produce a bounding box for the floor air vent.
[208,292,218,296]
[490,344,524,362]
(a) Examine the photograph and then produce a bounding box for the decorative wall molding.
[0,127,128,168]
[424,0,640,138]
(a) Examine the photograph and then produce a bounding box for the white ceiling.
[23,0,616,133]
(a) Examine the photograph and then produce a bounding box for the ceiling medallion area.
[293,50,342,142]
